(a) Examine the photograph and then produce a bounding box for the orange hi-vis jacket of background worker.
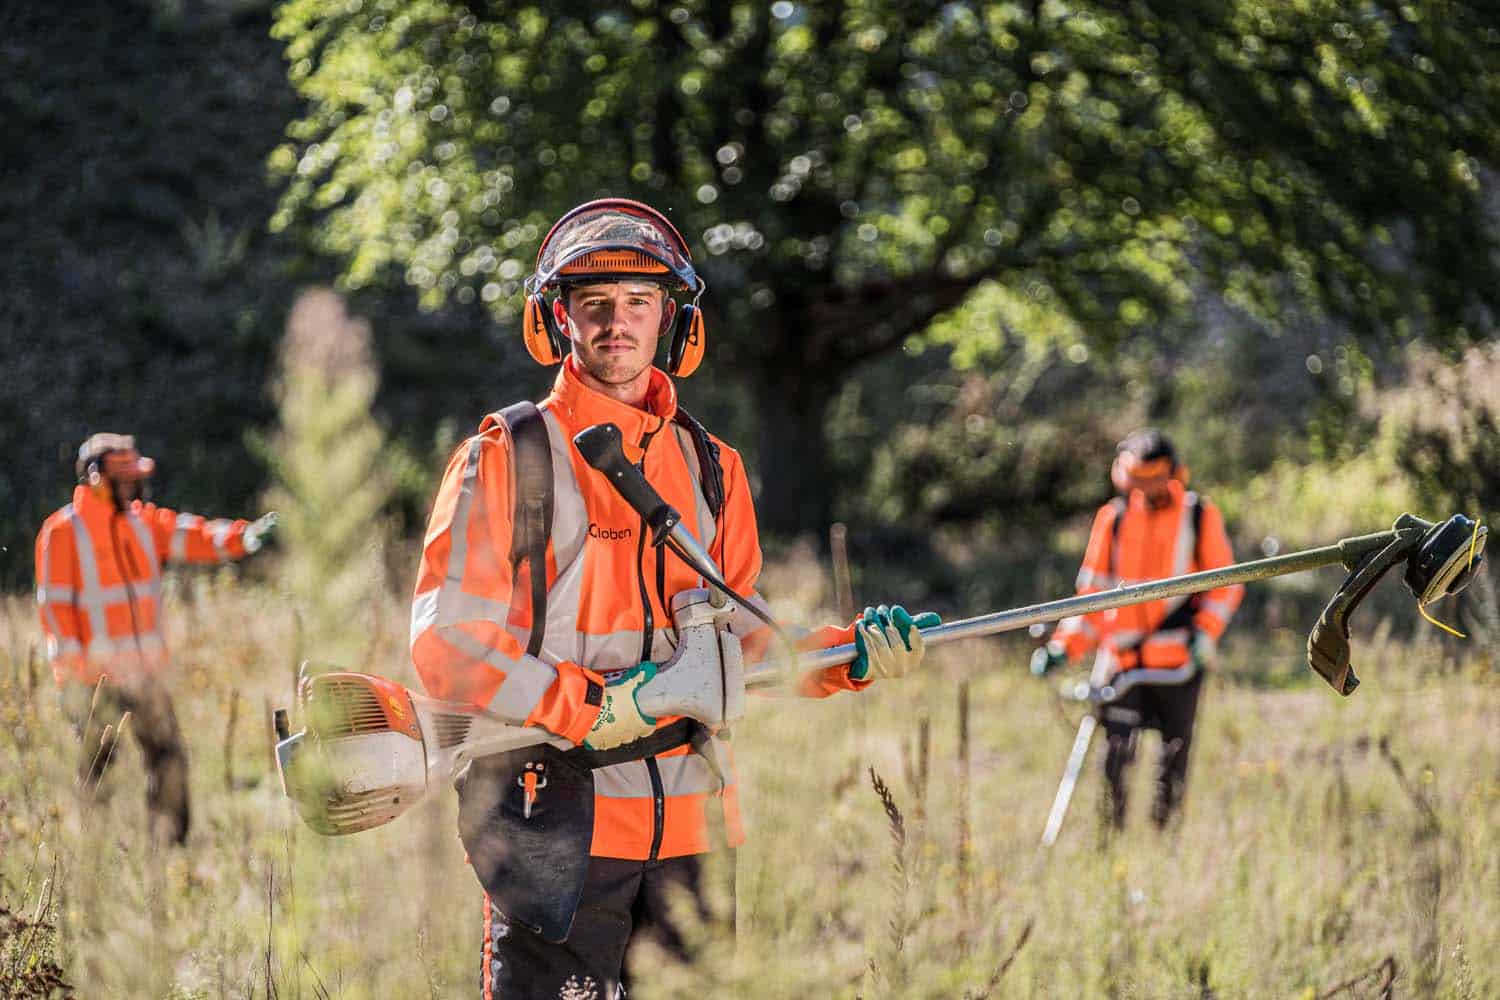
[1053,479,1243,673]
[411,355,867,861]
[35,484,253,685]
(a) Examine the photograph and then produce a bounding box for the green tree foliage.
[270,0,1500,533]
[1378,342,1500,516]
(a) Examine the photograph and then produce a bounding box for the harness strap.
[566,717,722,786]
[672,407,725,520]
[500,402,553,659]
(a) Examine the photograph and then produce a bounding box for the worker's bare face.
[97,450,152,506]
[1134,473,1174,509]
[560,283,673,386]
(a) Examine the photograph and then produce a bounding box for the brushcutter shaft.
[747,525,1413,683]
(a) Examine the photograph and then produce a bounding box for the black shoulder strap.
[1108,497,1127,577]
[672,407,725,521]
[499,401,553,658]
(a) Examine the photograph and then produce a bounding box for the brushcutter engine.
[275,587,746,836]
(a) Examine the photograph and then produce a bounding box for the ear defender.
[667,302,705,377]
[522,294,566,366]
[529,199,710,373]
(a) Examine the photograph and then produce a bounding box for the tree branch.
[804,270,994,366]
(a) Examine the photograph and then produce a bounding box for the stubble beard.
[582,349,651,387]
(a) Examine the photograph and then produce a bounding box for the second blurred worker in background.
[1035,430,1243,831]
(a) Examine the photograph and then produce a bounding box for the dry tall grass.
[0,568,1495,998]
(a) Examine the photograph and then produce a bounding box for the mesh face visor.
[530,205,699,293]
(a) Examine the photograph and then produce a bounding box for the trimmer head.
[1308,513,1487,696]
[1405,514,1486,605]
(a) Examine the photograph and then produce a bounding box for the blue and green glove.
[1030,641,1068,677]
[1189,631,1218,670]
[849,605,942,680]
[585,662,659,750]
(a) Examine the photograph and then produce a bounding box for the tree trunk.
[748,358,839,538]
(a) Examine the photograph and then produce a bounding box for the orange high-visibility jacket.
[411,357,865,861]
[35,485,252,685]
[1054,480,1243,673]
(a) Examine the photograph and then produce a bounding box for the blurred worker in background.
[1034,429,1242,831]
[34,432,276,845]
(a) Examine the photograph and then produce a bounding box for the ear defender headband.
[521,198,708,377]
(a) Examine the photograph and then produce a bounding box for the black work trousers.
[65,674,191,846]
[1099,671,1204,830]
[482,851,732,1000]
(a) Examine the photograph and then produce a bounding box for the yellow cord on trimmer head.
[1416,517,1483,639]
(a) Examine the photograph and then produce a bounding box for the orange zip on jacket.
[35,485,252,685]
[1053,480,1243,674]
[411,356,865,860]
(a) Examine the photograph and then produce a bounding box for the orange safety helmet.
[1110,428,1189,494]
[522,198,708,377]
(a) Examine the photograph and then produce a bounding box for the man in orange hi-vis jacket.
[1037,429,1243,831]
[35,433,276,845]
[411,199,938,999]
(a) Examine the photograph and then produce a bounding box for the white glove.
[850,605,940,680]
[1189,631,1217,670]
[585,663,658,750]
[243,511,279,553]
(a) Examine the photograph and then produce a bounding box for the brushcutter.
[275,419,1486,839]
[274,421,777,836]
[273,581,749,835]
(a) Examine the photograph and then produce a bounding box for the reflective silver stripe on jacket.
[208,519,236,560]
[1075,567,1118,590]
[169,512,201,562]
[672,423,718,556]
[1057,613,1096,639]
[1199,598,1236,624]
[1141,628,1191,651]
[124,512,161,586]
[593,749,732,799]
[67,510,109,643]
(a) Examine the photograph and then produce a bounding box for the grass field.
[1,569,1496,998]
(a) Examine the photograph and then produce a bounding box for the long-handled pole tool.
[752,513,1485,697]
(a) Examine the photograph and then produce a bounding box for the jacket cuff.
[224,520,251,560]
[1193,612,1227,640]
[533,661,606,744]
[793,623,873,697]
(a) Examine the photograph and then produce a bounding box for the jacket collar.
[72,483,121,524]
[545,355,677,457]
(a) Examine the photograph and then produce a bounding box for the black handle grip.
[573,423,681,543]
